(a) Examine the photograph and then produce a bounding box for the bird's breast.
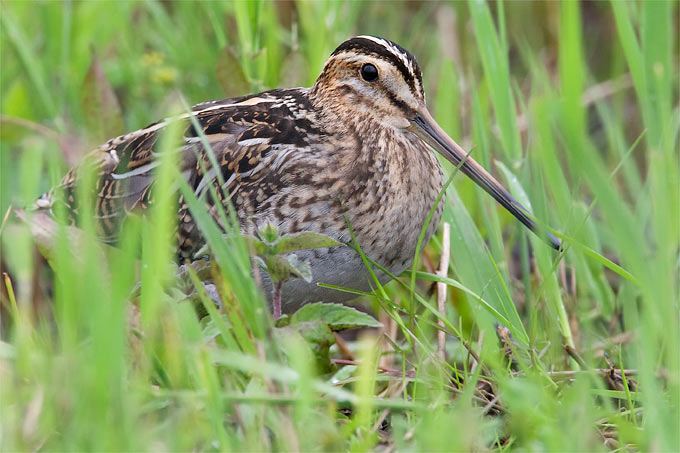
[346,134,445,275]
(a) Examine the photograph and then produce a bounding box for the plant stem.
[272,281,282,319]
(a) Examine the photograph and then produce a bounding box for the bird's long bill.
[411,109,561,250]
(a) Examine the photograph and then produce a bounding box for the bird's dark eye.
[360,63,378,82]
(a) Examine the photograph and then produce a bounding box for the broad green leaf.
[329,364,357,385]
[264,254,290,283]
[286,254,312,283]
[274,231,344,254]
[291,302,381,331]
[242,235,268,255]
[264,253,310,283]
[278,320,336,372]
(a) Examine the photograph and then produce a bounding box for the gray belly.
[260,246,398,313]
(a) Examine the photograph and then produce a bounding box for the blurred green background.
[1,1,678,451]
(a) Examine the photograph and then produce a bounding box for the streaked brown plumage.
[37,36,559,314]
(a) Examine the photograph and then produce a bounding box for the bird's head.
[312,35,426,129]
[312,36,561,250]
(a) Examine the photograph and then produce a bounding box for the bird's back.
[38,88,337,258]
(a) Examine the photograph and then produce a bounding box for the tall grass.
[1,1,678,451]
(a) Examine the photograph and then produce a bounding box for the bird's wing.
[37,88,321,254]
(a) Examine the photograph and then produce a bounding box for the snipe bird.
[37,36,560,315]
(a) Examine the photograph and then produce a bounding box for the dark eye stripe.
[337,82,408,115]
[386,91,409,113]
